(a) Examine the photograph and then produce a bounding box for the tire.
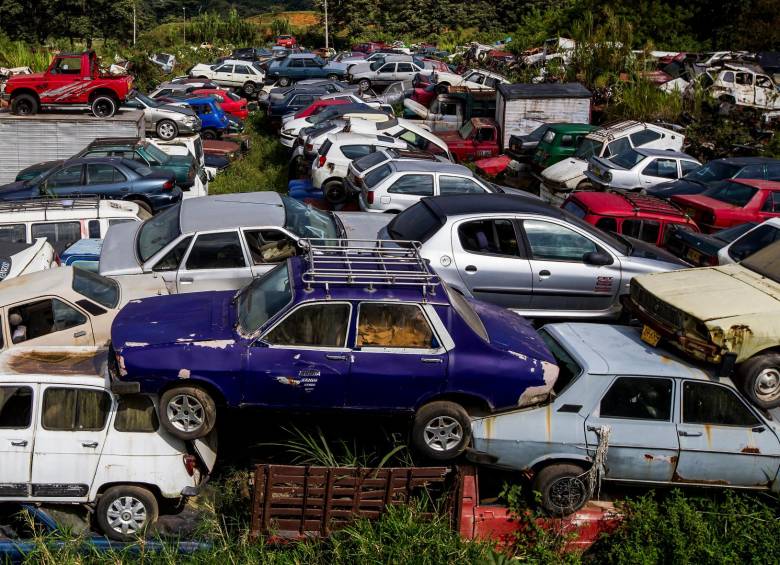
[91,95,117,118]
[323,179,348,204]
[358,79,371,91]
[96,485,159,542]
[278,77,291,87]
[411,401,470,461]
[201,128,218,140]
[197,75,209,79]
[738,353,780,409]
[159,385,216,440]
[129,198,153,215]
[10,93,38,116]
[533,463,590,516]
[156,119,178,141]
[435,83,449,94]
[243,81,256,95]
[576,180,594,191]
[327,74,338,81]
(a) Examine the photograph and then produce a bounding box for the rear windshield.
[714,222,759,243]
[445,284,488,342]
[741,240,780,283]
[562,200,587,219]
[387,201,443,243]
[685,160,742,181]
[73,268,120,308]
[318,139,333,156]
[610,149,645,169]
[539,328,582,395]
[136,204,181,263]
[703,180,758,207]
[354,151,388,172]
[574,138,604,160]
[364,163,392,188]
[527,124,549,141]
[541,130,556,144]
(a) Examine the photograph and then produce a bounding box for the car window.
[736,72,753,86]
[629,129,662,147]
[729,224,780,261]
[459,219,520,256]
[137,204,181,263]
[622,219,661,243]
[387,174,434,196]
[378,63,396,73]
[72,268,120,309]
[766,162,780,181]
[303,59,321,68]
[560,134,574,148]
[721,71,734,83]
[680,160,700,176]
[341,145,373,160]
[600,377,673,421]
[88,219,100,238]
[397,63,414,72]
[289,59,304,68]
[605,137,631,157]
[31,222,81,253]
[86,164,126,184]
[244,229,297,264]
[354,151,388,172]
[539,329,582,395]
[114,395,158,433]
[523,220,597,261]
[439,175,486,195]
[215,65,233,73]
[9,299,87,344]
[444,284,488,342]
[595,217,618,232]
[612,149,645,169]
[562,201,587,219]
[756,76,773,89]
[42,387,111,431]
[356,303,435,349]
[185,231,246,270]
[46,165,83,188]
[237,263,292,334]
[53,56,82,74]
[0,224,26,243]
[682,381,759,426]
[735,164,767,179]
[152,236,192,272]
[234,65,250,74]
[0,386,32,428]
[264,303,350,348]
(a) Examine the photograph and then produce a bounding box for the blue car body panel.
[183,96,230,134]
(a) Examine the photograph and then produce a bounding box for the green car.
[16,138,201,192]
[531,123,599,171]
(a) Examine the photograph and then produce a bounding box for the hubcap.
[94,100,113,117]
[423,415,462,452]
[159,122,175,138]
[18,102,32,115]
[755,368,780,400]
[167,394,205,433]
[107,496,147,535]
[548,476,588,513]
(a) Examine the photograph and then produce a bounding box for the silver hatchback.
[379,194,686,319]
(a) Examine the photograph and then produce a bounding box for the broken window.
[42,387,111,431]
[0,386,32,428]
[264,303,350,348]
[115,395,159,433]
[356,303,435,349]
[152,236,192,272]
[186,232,246,270]
[682,381,758,427]
[8,299,87,344]
[736,73,753,86]
[459,219,520,256]
[599,377,672,421]
[756,76,774,89]
[243,229,296,264]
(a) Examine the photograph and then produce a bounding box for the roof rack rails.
[613,190,686,216]
[300,239,440,297]
[0,196,105,219]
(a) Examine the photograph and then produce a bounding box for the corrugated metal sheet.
[496,96,591,147]
[0,111,144,183]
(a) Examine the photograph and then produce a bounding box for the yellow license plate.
[641,325,662,347]
[685,248,702,264]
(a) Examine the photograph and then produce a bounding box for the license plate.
[685,248,702,264]
[641,325,661,347]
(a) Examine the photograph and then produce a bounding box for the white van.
[0,348,214,541]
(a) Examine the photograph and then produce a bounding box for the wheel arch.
[158,377,228,409]
[9,88,40,103]
[89,88,120,103]
[417,392,492,416]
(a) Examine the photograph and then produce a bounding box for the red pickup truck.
[2,50,134,118]
[437,117,501,162]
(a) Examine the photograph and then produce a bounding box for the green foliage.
[0,35,53,70]
[187,10,258,46]
[605,79,684,123]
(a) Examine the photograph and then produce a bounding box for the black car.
[665,222,758,266]
[0,157,181,214]
[645,157,780,199]
[230,47,273,61]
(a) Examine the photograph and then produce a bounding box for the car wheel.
[243,81,256,95]
[411,401,470,461]
[10,93,39,116]
[739,353,780,409]
[323,180,348,204]
[327,74,338,81]
[128,198,153,215]
[278,77,291,87]
[358,79,371,91]
[91,95,117,118]
[201,128,218,140]
[96,485,158,542]
[156,119,179,141]
[160,385,216,440]
[533,463,590,516]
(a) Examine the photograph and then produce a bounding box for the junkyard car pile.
[2,36,780,552]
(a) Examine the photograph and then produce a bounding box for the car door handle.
[82,441,99,448]
[678,430,702,437]
[465,265,477,273]
[73,330,86,338]
[421,357,443,363]
[538,270,551,280]
[180,277,194,283]
[11,440,28,447]
[325,354,347,360]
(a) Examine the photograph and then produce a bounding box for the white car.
[189,59,265,96]
[0,351,214,541]
[149,135,212,193]
[718,217,780,264]
[539,121,685,205]
[584,148,701,191]
[349,58,432,90]
[311,132,408,201]
[708,66,780,111]
[0,239,56,281]
[425,68,509,91]
[280,107,392,148]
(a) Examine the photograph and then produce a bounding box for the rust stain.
[6,350,106,375]
[545,404,552,442]
[644,454,654,460]
[483,416,494,440]
[741,446,761,454]
[672,472,729,486]
[704,424,712,450]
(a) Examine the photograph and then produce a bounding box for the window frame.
[456,217,525,258]
[258,301,352,350]
[597,376,675,422]
[386,173,435,196]
[182,229,248,272]
[8,297,88,343]
[520,218,601,263]
[438,174,488,195]
[0,385,33,429]
[681,380,761,428]
[353,301,442,354]
[41,386,112,432]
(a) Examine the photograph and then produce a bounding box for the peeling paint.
[643,453,678,464]
[672,472,729,486]
[178,368,191,379]
[191,340,235,349]
[517,361,560,407]
[124,342,149,348]
[741,446,761,454]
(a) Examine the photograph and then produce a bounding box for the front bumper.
[177,120,201,134]
[280,134,296,148]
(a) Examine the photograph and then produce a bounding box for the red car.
[421,58,450,72]
[292,98,350,120]
[351,42,390,54]
[671,178,780,232]
[275,35,297,48]
[191,88,249,120]
[437,117,501,162]
[562,190,699,247]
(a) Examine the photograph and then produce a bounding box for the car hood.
[624,236,688,266]
[541,158,588,183]
[673,194,736,212]
[99,221,143,275]
[113,291,236,350]
[159,104,197,117]
[637,264,780,322]
[325,63,348,72]
[334,211,392,239]
[645,178,707,198]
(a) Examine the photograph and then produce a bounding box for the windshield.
[133,92,159,108]
[539,329,582,396]
[714,222,759,243]
[370,60,384,71]
[741,240,780,282]
[527,124,549,142]
[387,201,443,243]
[72,268,120,308]
[703,180,758,207]
[610,149,645,169]
[311,108,341,124]
[541,129,556,144]
[354,151,388,172]
[281,195,340,241]
[685,161,742,182]
[237,263,293,335]
[574,138,604,160]
[136,204,181,263]
[143,143,171,164]
[458,120,474,140]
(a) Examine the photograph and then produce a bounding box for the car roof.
[569,190,689,218]
[633,148,696,159]
[0,265,75,298]
[288,53,319,59]
[389,160,473,175]
[184,96,217,104]
[179,192,285,233]
[711,156,779,165]
[545,123,598,133]
[0,346,108,387]
[421,193,563,219]
[220,59,258,65]
[545,323,720,381]
[62,156,135,167]
[327,132,400,144]
[730,178,780,190]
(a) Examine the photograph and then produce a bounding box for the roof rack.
[0,196,105,219]
[301,239,440,297]
[612,190,686,216]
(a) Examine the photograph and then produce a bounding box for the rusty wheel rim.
[754,368,780,402]
[548,475,588,513]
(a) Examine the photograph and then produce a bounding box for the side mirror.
[583,251,613,266]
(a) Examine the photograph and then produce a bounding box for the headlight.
[282,128,295,135]
[605,172,612,182]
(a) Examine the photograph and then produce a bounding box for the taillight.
[305,143,313,152]
[183,454,197,477]
[318,155,326,168]
[366,191,374,204]
[162,179,174,191]
[54,253,61,266]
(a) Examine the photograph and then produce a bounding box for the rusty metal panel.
[250,464,452,539]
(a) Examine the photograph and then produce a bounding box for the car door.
[176,230,253,293]
[286,59,304,79]
[0,384,36,497]
[734,72,755,105]
[451,217,534,309]
[40,164,84,198]
[383,173,434,210]
[758,191,780,221]
[245,302,352,408]
[639,158,680,188]
[347,302,447,409]
[30,385,111,499]
[584,376,679,481]
[84,163,130,200]
[213,64,234,85]
[242,228,300,278]
[437,175,488,196]
[303,58,324,78]
[145,235,193,293]
[675,380,780,487]
[375,63,397,85]
[519,218,621,313]
[232,64,252,87]
[6,298,94,347]
[396,62,416,81]
[754,75,776,108]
